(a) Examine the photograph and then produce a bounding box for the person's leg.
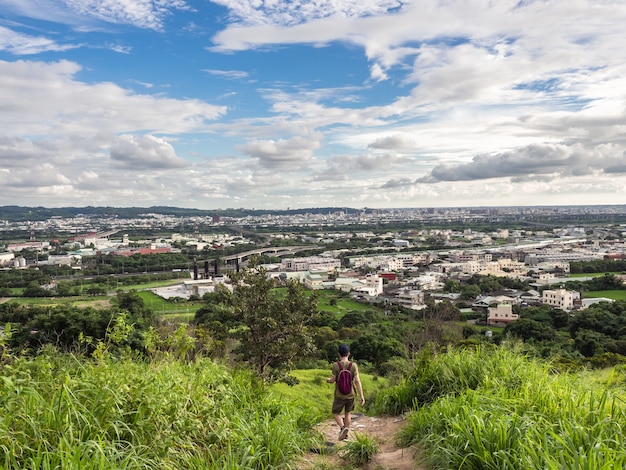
[333,413,344,428]
[344,411,351,430]
[339,399,355,440]
[339,411,350,441]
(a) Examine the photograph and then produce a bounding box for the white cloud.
[0,26,77,54]
[0,60,226,136]
[0,0,190,30]
[110,134,189,169]
[418,142,626,183]
[239,134,321,169]
[203,68,250,80]
[210,0,405,27]
[368,134,415,150]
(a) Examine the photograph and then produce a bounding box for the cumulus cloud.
[0,60,226,136]
[315,152,411,181]
[417,142,626,183]
[381,177,414,188]
[239,135,321,169]
[368,134,416,150]
[109,134,189,169]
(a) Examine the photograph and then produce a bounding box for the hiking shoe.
[338,426,349,441]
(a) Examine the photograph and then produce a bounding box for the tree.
[208,264,320,382]
[505,318,557,342]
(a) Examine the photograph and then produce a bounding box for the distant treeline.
[0,205,365,222]
[570,259,626,274]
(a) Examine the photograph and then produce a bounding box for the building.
[304,273,325,290]
[391,288,426,310]
[487,304,519,326]
[354,274,383,297]
[541,288,579,311]
[280,256,340,272]
[0,252,15,266]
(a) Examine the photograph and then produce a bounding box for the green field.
[316,290,382,314]
[2,286,202,322]
[585,290,626,300]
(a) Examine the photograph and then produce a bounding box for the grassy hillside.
[377,344,626,469]
[3,341,626,469]
[0,351,318,469]
[270,368,391,419]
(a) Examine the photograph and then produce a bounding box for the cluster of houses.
[149,250,617,329]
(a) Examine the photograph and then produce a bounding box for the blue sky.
[1,0,625,210]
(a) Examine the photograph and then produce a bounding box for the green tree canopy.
[197,265,320,382]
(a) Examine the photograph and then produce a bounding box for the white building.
[542,288,579,311]
[0,252,15,266]
[280,256,340,272]
[354,274,383,297]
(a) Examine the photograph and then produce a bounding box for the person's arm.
[354,375,365,406]
[327,364,337,383]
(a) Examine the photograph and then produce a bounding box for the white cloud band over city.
[0,0,625,209]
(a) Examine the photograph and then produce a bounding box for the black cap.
[338,343,349,356]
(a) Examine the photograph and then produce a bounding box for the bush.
[339,432,380,466]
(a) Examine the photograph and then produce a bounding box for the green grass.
[270,368,390,419]
[6,288,202,320]
[4,295,111,307]
[316,290,383,314]
[339,432,380,466]
[568,272,613,278]
[385,344,626,469]
[0,353,318,469]
[585,290,626,300]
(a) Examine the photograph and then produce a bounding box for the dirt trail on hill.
[298,413,426,469]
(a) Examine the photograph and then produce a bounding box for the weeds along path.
[299,413,425,469]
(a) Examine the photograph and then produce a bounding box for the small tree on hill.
[208,262,320,382]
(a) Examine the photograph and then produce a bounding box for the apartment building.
[541,288,579,311]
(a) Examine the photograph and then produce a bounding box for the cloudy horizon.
[1,0,625,210]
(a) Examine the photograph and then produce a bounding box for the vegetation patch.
[270,368,390,418]
[0,350,318,469]
[585,290,626,300]
[381,344,626,469]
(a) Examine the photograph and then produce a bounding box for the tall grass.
[270,368,390,418]
[0,350,317,469]
[380,343,626,469]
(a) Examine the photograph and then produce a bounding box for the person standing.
[326,343,365,441]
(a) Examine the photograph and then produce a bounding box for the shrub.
[339,432,380,466]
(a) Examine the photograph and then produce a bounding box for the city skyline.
[1,1,625,210]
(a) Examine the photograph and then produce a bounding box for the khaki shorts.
[332,397,355,415]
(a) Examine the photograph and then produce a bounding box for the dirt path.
[298,413,427,469]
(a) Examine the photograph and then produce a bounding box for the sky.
[1,0,625,211]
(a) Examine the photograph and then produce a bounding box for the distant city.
[2,204,626,316]
[2,204,626,230]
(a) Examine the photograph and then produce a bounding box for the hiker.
[326,343,365,441]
